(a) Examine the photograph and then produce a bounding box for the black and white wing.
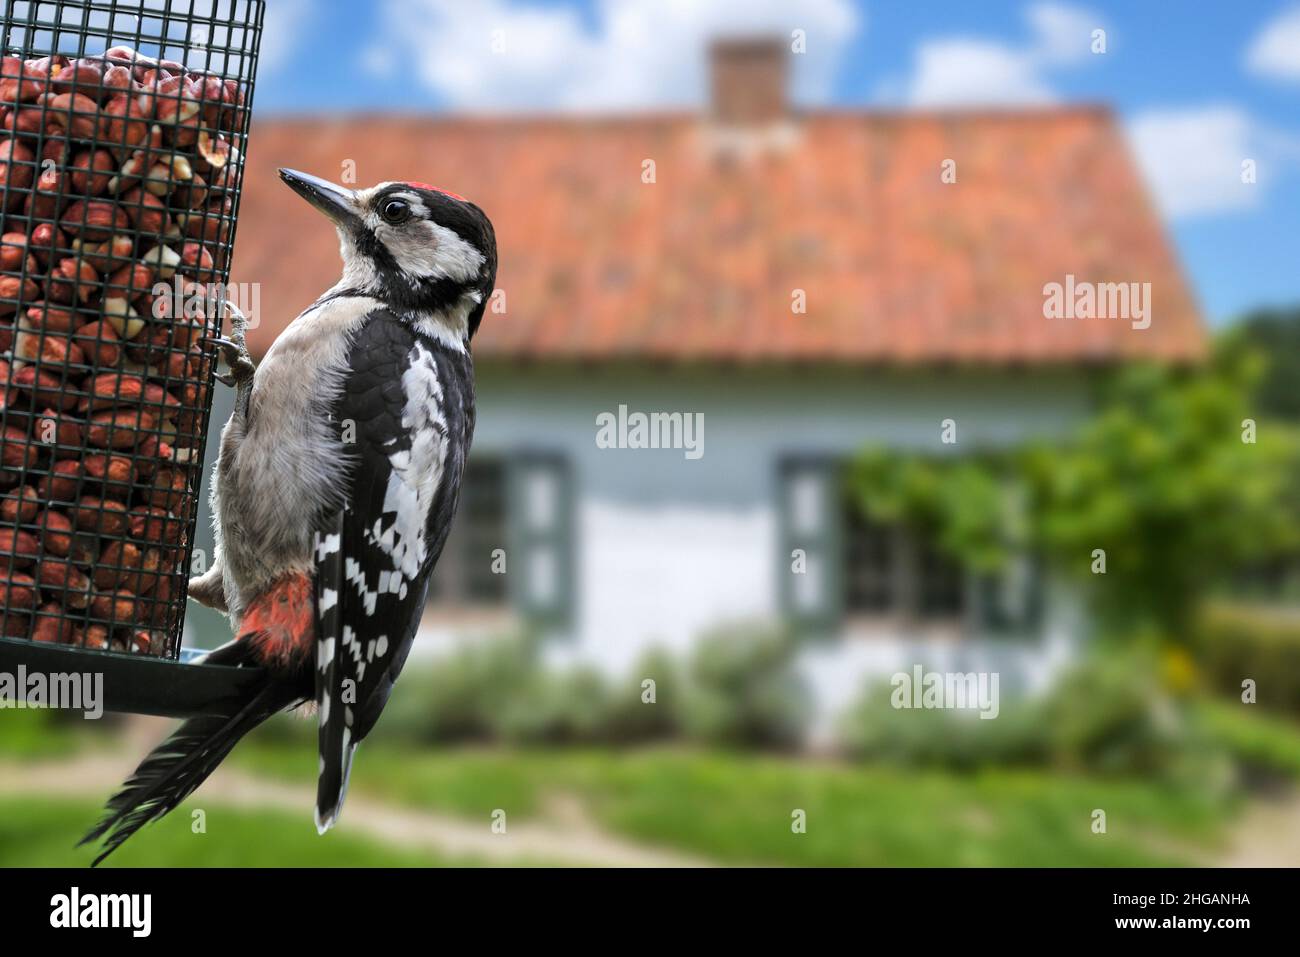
[313,309,474,832]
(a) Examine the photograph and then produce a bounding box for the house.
[203,40,1206,732]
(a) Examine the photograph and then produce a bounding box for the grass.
[10,697,1296,867]
[236,726,1234,866]
[0,796,473,867]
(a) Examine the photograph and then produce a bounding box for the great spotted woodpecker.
[81,170,497,864]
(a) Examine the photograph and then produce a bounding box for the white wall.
[416,364,1096,719]
[566,498,778,672]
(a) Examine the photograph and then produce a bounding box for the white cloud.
[1024,1,1098,65]
[364,0,859,112]
[1246,6,1300,83]
[1125,106,1290,219]
[906,40,1054,107]
[259,0,311,73]
[901,2,1101,107]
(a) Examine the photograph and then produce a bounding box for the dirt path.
[1214,794,1300,867]
[0,752,714,868]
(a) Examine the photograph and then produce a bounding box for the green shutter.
[778,458,842,635]
[508,454,573,628]
[975,555,1044,640]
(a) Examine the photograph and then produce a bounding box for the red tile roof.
[232,107,1206,363]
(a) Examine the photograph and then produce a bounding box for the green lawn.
[235,732,1233,866]
[0,709,96,759]
[0,796,471,867]
[8,700,1290,867]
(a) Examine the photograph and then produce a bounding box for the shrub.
[1038,651,1189,776]
[1194,698,1300,782]
[376,634,536,744]
[598,646,683,744]
[493,666,612,745]
[373,625,810,750]
[679,623,810,749]
[375,637,684,746]
[840,680,1047,769]
[840,651,1221,784]
[0,707,93,758]
[1196,602,1300,717]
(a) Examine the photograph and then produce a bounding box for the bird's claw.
[201,334,256,387]
[203,300,256,388]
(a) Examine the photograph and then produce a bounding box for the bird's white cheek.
[380,221,484,283]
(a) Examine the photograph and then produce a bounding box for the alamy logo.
[1042,274,1151,330]
[50,888,151,937]
[0,667,103,719]
[149,276,262,327]
[891,666,1000,719]
[595,404,704,460]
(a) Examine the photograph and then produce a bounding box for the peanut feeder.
[0,0,262,667]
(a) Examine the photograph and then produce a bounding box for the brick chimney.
[710,37,788,125]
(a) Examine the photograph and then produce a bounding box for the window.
[427,459,509,610]
[843,508,967,622]
[427,453,574,626]
[974,556,1042,635]
[778,458,842,631]
[780,456,1041,637]
[509,454,573,626]
[843,512,897,613]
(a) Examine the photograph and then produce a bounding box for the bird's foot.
[202,334,256,388]
[187,567,229,613]
[204,301,255,388]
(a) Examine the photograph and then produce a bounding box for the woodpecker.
[81,170,497,864]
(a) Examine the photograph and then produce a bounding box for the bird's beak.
[279,168,359,229]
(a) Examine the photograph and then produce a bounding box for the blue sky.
[253,0,1300,325]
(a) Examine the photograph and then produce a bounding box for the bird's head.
[279,168,497,341]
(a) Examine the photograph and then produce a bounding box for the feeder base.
[0,636,265,719]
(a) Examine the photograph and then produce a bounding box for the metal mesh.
[0,0,263,658]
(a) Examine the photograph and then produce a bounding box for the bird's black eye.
[380,199,411,225]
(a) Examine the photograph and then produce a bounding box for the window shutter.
[778,458,842,633]
[428,458,509,608]
[975,555,1044,639]
[508,454,573,627]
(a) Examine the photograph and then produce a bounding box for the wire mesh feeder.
[0,0,266,716]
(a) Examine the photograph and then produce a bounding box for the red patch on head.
[404,181,467,202]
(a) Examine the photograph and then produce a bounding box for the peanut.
[0,44,248,651]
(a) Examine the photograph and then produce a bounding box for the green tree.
[849,345,1300,644]
[1232,306,1300,419]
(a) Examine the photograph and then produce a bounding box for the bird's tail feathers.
[79,642,288,866]
[314,737,356,835]
[313,514,352,833]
